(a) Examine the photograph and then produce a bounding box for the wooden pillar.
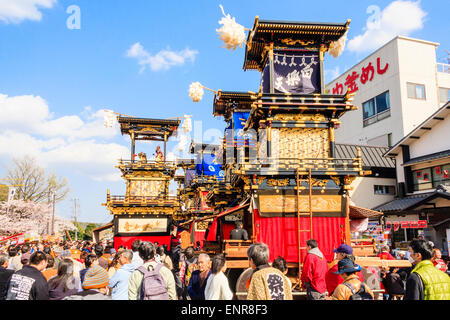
[130,131,135,162]
[329,125,335,158]
[345,194,351,245]
[268,43,274,94]
[163,131,168,160]
[319,44,327,94]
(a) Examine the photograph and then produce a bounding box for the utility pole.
[73,198,78,241]
[51,191,56,235]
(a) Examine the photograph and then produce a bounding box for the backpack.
[343,281,373,300]
[137,263,169,300]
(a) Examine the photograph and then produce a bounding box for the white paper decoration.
[182,115,192,133]
[188,82,204,102]
[103,109,116,128]
[328,30,348,58]
[216,5,246,51]
[177,134,189,152]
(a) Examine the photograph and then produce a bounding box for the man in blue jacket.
[187,253,211,300]
[108,250,136,300]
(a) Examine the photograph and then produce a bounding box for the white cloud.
[0,94,118,140]
[126,42,198,72]
[348,1,427,53]
[0,93,129,182]
[0,0,57,24]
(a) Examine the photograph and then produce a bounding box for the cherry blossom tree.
[0,199,76,236]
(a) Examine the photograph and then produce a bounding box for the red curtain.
[222,223,235,240]
[114,236,172,251]
[254,209,345,263]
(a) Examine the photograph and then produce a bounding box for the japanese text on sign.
[331,57,389,95]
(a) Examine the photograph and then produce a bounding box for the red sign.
[385,220,427,231]
[330,57,389,95]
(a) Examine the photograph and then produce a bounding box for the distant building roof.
[335,143,395,168]
[402,149,450,167]
[385,101,450,157]
[374,185,450,213]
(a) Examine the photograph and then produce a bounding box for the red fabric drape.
[222,223,235,240]
[206,218,218,241]
[254,209,346,263]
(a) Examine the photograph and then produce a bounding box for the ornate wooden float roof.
[244,17,351,71]
[118,116,180,141]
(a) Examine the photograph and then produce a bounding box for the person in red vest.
[378,245,395,260]
[300,239,328,300]
[326,244,364,296]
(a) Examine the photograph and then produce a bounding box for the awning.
[216,203,250,218]
[206,202,250,241]
[349,205,383,219]
[92,222,113,233]
[401,149,450,167]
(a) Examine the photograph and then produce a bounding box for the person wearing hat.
[325,244,364,295]
[63,265,111,300]
[327,258,374,300]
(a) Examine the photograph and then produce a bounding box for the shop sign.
[385,220,427,232]
[329,57,389,95]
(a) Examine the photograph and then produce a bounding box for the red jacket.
[325,262,364,295]
[377,252,395,260]
[301,249,328,294]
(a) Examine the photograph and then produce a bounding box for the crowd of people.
[0,236,449,300]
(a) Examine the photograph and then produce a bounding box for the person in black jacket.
[229,221,248,240]
[6,251,49,300]
[382,267,405,299]
[0,253,14,300]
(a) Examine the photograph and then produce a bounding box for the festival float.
[103,116,185,250]
[186,12,411,297]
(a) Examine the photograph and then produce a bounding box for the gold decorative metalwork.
[267,178,290,187]
[273,113,325,122]
[275,128,330,159]
[281,38,315,46]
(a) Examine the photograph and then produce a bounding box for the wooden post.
[329,126,335,158]
[345,194,351,245]
[319,44,327,94]
[130,130,135,163]
[296,169,301,286]
[309,168,313,239]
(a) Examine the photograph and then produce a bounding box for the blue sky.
[0,0,448,224]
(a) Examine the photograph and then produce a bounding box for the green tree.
[67,222,84,241]
[83,223,99,240]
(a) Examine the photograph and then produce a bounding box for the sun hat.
[82,265,109,290]
[333,244,353,255]
[333,258,361,274]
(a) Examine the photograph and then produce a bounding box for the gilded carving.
[259,194,341,213]
[274,128,329,160]
[281,38,315,46]
[267,178,290,187]
[274,113,325,122]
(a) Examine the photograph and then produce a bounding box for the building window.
[439,87,450,103]
[363,91,391,127]
[412,164,450,191]
[374,185,396,195]
[407,83,426,100]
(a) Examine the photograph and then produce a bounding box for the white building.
[376,102,450,255]
[327,36,450,147]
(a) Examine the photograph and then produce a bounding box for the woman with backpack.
[326,258,375,300]
[128,241,176,300]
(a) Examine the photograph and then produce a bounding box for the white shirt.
[204,272,233,300]
[131,252,144,268]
